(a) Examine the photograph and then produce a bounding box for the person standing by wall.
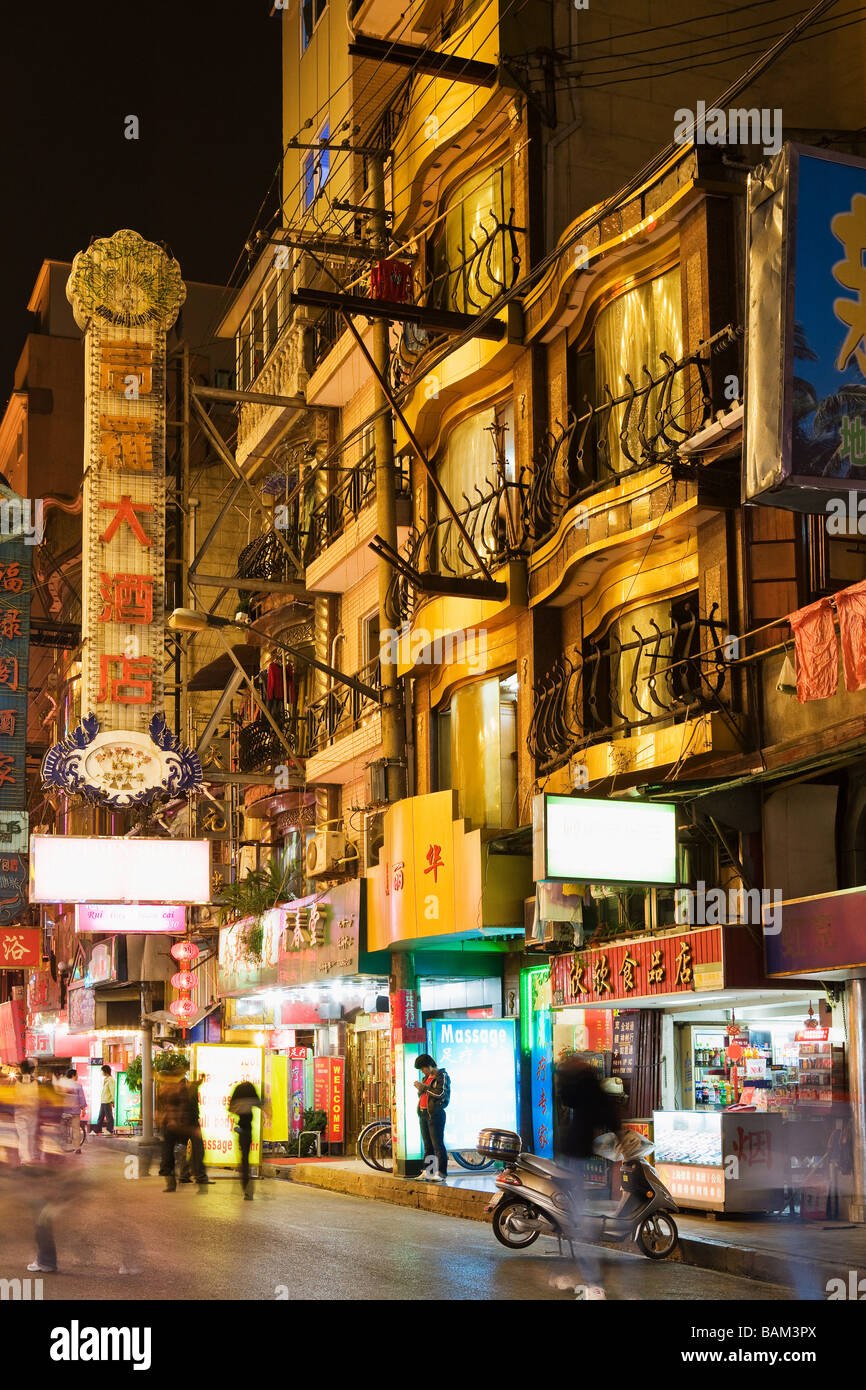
[413,1054,450,1181]
[91,1065,115,1136]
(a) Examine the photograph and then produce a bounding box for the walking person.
[14,1060,41,1164]
[91,1065,115,1135]
[178,1075,210,1188]
[158,1070,195,1192]
[228,1080,262,1200]
[413,1053,450,1181]
[551,1059,624,1301]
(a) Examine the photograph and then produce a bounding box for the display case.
[653,1110,789,1212]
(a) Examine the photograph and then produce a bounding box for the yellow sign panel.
[192,1043,264,1169]
[263,1052,288,1142]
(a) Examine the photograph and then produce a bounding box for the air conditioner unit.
[305,829,346,878]
[525,920,575,952]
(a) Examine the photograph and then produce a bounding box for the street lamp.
[167,608,380,703]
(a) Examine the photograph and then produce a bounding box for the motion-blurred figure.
[178,1074,210,1189]
[228,1080,262,1200]
[14,1060,39,1164]
[56,1068,86,1153]
[553,1059,624,1301]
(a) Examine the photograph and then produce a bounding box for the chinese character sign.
[67,229,184,733]
[530,1008,553,1158]
[551,928,723,1007]
[0,541,30,810]
[0,927,40,968]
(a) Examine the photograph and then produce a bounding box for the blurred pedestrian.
[178,1075,210,1189]
[552,1059,624,1301]
[91,1065,115,1135]
[413,1053,450,1181]
[56,1069,86,1153]
[14,1060,39,1164]
[158,1070,193,1192]
[228,1080,262,1199]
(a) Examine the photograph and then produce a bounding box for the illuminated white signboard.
[533,795,678,886]
[30,835,210,904]
[75,903,186,934]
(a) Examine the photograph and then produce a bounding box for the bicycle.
[358,1119,495,1173]
[60,1113,87,1153]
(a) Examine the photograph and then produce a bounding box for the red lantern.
[170,998,197,1021]
[171,970,197,991]
[171,940,199,962]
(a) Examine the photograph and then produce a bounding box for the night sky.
[0,1,282,401]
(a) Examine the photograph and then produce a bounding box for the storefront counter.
[653,1109,789,1213]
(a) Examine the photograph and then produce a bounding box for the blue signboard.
[426,1017,519,1150]
[530,1007,554,1158]
[0,537,30,810]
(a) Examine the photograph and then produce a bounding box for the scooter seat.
[518,1153,574,1182]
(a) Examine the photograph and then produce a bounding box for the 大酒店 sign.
[0,538,31,815]
[42,229,201,808]
[745,144,866,511]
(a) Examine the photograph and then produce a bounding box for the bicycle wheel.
[359,1121,390,1170]
[60,1118,76,1153]
[451,1149,496,1171]
[368,1126,393,1172]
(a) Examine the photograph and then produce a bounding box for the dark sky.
[0,1,282,402]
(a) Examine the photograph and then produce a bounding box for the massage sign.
[43,230,201,806]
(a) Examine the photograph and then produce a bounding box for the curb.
[267,1162,862,1293]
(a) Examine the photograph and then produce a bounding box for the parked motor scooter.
[479,1127,680,1260]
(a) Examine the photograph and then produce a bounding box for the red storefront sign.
[0,998,25,1063]
[0,927,40,969]
[312,1056,345,1143]
[551,927,723,1007]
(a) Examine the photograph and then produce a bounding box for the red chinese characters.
[98,573,154,625]
[96,655,154,705]
[98,496,154,547]
[424,843,444,883]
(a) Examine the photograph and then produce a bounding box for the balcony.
[237,707,308,774]
[237,528,301,585]
[305,451,411,593]
[528,604,744,782]
[304,658,382,783]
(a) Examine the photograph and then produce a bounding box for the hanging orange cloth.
[836,578,866,691]
[788,597,838,702]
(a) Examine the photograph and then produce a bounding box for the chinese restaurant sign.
[218,880,364,995]
[0,540,31,811]
[745,144,866,510]
[0,927,40,969]
[551,928,723,1008]
[42,229,201,807]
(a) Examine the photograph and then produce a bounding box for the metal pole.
[140,984,153,1144]
[848,978,866,1222]
[369,151,404,769]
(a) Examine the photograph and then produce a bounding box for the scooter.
[479,1127,680,1260]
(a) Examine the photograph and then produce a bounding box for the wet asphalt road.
[0,1147,793,1301]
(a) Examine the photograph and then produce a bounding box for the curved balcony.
[237,529,302,586]
[305,658,381,758]
[237,707,308,774]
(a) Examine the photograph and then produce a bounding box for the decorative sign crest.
[43,230,200,807]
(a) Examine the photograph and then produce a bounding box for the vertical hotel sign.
[0,530,30,923]
[43,230,201,807]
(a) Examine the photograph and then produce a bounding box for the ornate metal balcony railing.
[238,706,308,774]
[305,657,381,757]
[237,528,302,584]
[527,603,731,775]
[528,324,742,545]
[306,446,410,567]
[387,468,532,628]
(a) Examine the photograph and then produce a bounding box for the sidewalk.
[264,1156,866,1296]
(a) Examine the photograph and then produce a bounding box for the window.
[429,162,512,314]
[361,610,380,669]
[435,400,514,574]
[304,121,330,209]
[592,268,682,474]
[436,674,517,829]
[301,0,327,50]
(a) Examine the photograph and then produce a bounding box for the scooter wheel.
[636,1213,679,1259]
[492,1199,541,1249]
